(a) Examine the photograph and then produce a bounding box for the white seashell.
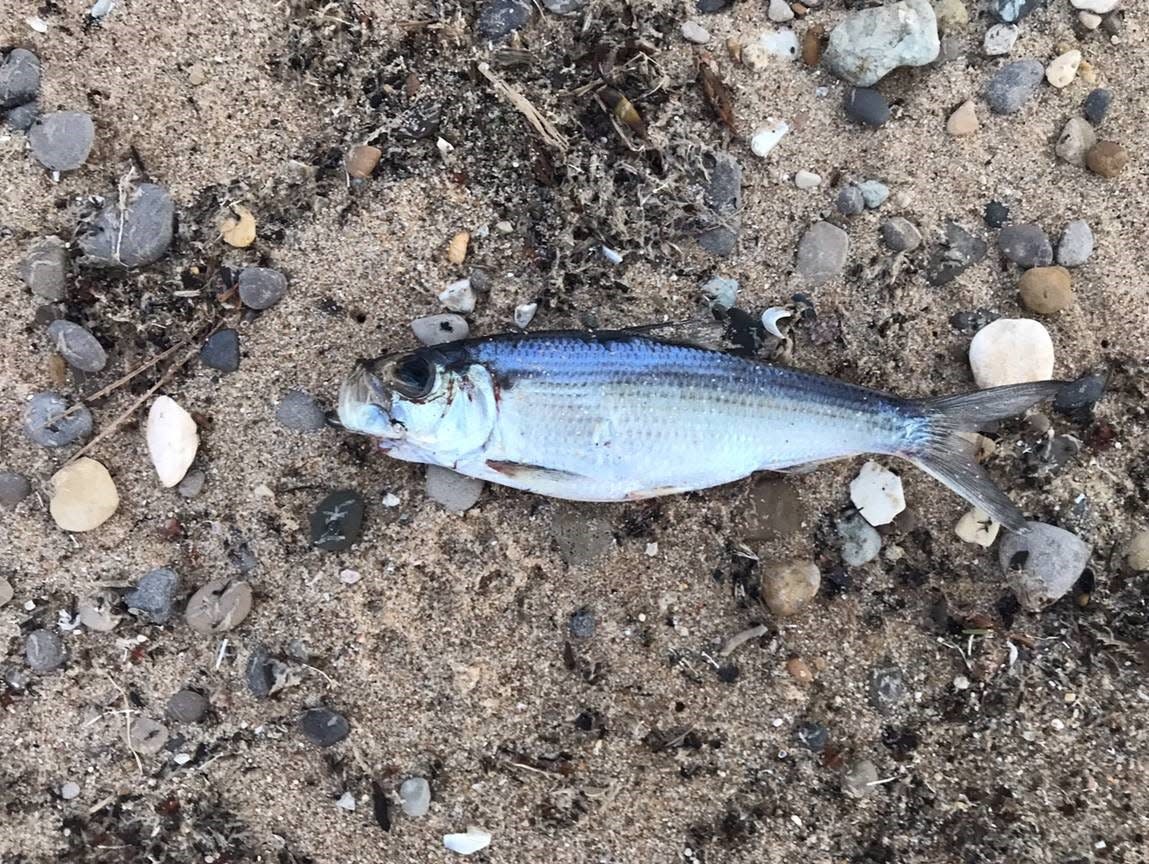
[146,395,199,488]
[761,307,793,339]
[750,119,790,158]
[438,278,476,314]
[443,826,492,855]
[849,461,905,526]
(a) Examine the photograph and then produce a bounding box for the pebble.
[985,60,1044,115]
[7,99,40,131]
[23,391,93,447]
[1056,220,1094,268]
[698,153,741,256]
[28,111,94,171]
[934,0,968,31]
[443,827,492,856]
[984,201,1010,229]
[166,689,209,724]
[1000,521,1092,611]
[760,559,820,617]
[513,303,538,329]
[77,183,174,268]
[836,185,865,216]
[568,608,596,639]
[701,276,739,311]
[276,389,327,433]
[25,629,65,672]
[794,720,828,752]
[1085,141,1127,178]
[681,21,710,44]
[310,489,366,551]
[46,320,107,373]
[858,180,889,209]
[749,118,790,158]
[344,144,381,179]
[1019,266,1073,314]
[300,708,350,747]
[238,266,288,310]
[177,470,206,499]
[128,717,169,755]
[1082,88,1111,126]
[744,30,800,67]
[983,23,1018,56]
[793,169,821,189]
[447,231,470,265]
[60,782,81,801]
[0,472,32,508]
[968,318,1055,388]
[146,395,199,488]
[124,568,181,624]
[412,313,469,346]
[837,511,882,566]
[1045,50,1081,89]
[220,205,256,247]
[1078,10,1102,28]
[77,589,122,632]
[1125,531,1149,572]
[475,0,531,42]
[399,778,432,818]
[850,461,905,526]
[844,87,890,127]
[425,466,484,512]
[1055,117,1097,166]
[802,24,826,66]
[0,578,13,607]
[823,0,940,86]
[993,0,1039,22]
[0,48,40,108]
[49,457,119,531]
[245,645,289,698]
[999,223,1053,268]
[541,0,586,13]
[185,578,253,635]
[1054,372,1106,419]
[200,328,240,372]
[946,100,978,136]
[869,665,908,713]
[767,0,794,22]
[1069,0,1119,11]
[796,221,848,285]
[842,759,880,797]
[438,278,476,314]
[20,236,68,301]
[955,508,1001,546]
[786,656,814,684]
[880,217,922,252]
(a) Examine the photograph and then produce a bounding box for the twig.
[477,62,567,153]
[103,672,143,777]
[719,623,769,657]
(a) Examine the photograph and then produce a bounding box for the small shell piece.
[146,396,199,488]
[443,826,492,856]
[761,307,794,339]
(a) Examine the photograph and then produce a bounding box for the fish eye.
[388,353,435,399]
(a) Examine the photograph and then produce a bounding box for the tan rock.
[1019,266,1073,314]
[946,100,978,136]
[760,559,820,617]
[49,458,119,532]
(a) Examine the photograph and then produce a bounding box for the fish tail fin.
[901,381,1065,533]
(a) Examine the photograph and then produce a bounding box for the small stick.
[103,672,143,777]
[719,623,769,657]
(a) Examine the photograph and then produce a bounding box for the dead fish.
[338,327,1067,531]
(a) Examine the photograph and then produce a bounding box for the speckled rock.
[185,579,253,634]
[22,392,92,448]
[1000,521,1091,611]
[999,223,1052,268]
[760,560,820,617]
[823,0,941,86]
[0,48,41,109]
[25,629,65,672]
[47,320,107,372]
[1018,266,1073,314]
[475,0,532,42]
[28,112,94,171]
[238,267,288,310]
[837,512,882,566]
[1056,220,1094,267]
[880,217,923,252]
[412,314,469,346]
[19,236,68,301]
[1055,117,1096,166]
[985,59,1043,114]
[1085,141,1128,178]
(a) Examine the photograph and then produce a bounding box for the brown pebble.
[801,24,825,67]
[787,657,814,684]
[447,231,470,265]
[725,37,742,62]
[1085,141,1128,178]
[1019,266,1073,314]
[48,354,68,389]
[791,2,808,16]
[345,145,381,179]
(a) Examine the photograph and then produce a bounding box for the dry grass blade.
[477,62,568,153]
[699,61,736,133]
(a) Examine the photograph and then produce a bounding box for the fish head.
[338,348,496,459]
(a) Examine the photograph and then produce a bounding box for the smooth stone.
[0,48,40,108]
[299,708,350,747]
[955,508,1001,546]
[869,666,908,713]
[438,278,476,314]
[128,717,169,755]
[681,20,710,44]
[844,87,890,127]
[794,170,821,189]
[1125,531,1149,572]
[77,589,122,632]
[850,461,906,526]
[793,720,829,752]
[60,782,81,801]
[1045,50,1081,89]
[1085,141,1128,178]
[568,608,596,639]
[843,759,880,798]
[823,0,941,86]
[983,23,1018,56]
[928,222,988,285]
[310,490,365,551]
[1056,117,1096,166]
[474,0,531,42]
[946,99,978,136]
[20,236,68,301]
[124,568,181,624]
[238,267,288,310]
[541,0,586,13]
[1082,88,1111,126]
[513,303,537,329]
[276,389,327,432]
[836,185,865,216]
[1000,521,1092,611]
[1019,266,1073,314]
[23,392,92,447]
[177,470,206,498]
[985,60,1044,115]
[701,276,739,311]
[146,395,198,488]
[746,30,800,66]
[858,180,889,209]
[1053,372,1107,417]
[6,99,40,131]
[399,778,432,818]
[0,577,11,607]
[1069,0,1118,11]
[185,579,253,634]
[750,119,790,158]
[25,629,65,672]
[968,318,1055,388]
[880,217,922,252]
[77,183,174,268]
[28,111,93,171]
[425,466,484,512]
[743,476,806,541]
[760,559,820,617]
[796,221,848,285]
[200,328,240,372]
[48,459,118,532]
[46,320,106,373]
[999,224,1052,268]
[1078,10,1102,28]
[0,472,32,508]
[443,827,492,856]
[1057,220,1094,267]
[993,0,1039,23]
[698,152,742,256]
[166,690,209,724]
[984,200,1010,228]
[837,511,882,566]
[412,313,469,346]
[767,0,794,23]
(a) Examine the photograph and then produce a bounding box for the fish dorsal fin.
[613,308,776,356]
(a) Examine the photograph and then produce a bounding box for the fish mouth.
[338,362,403,439]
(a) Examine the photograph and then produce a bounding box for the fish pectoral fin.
[625,486,689,501]
[485,460,587,482]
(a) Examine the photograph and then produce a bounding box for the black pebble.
[869,666,908,714]
[1082,88,1111,126]
[299,707,350,747]
[309,489,365,551]
[1054,371,1108,420]
[984,200,1010,228]
[696,0,732,10]
[794,721,829,752]
[200,328,240,373]
[844,88,890,127]
[568,608,596,639]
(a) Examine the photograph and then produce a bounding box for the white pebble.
[1070,0,1119,12]
[954,508,1001,547]
[983,23,1018,57]
[60,781,81,800]
[1078,11,1102,29]
[849,461,906,527]
[438,278,476,314]
[681,20,710,44]
[743,30,800,69]
[494,220,514,234]
[601,245,623,265]
[26,15,49,32]
[968,318,1055,388]
[382,492,401,507]
[146,396,199,488]
[645,542,658,557]
[399,777,432,818]
[338,569,362,585]
[1045,50,1081,89]
[444,826,492,856]
[767,0,794,22]
[336,791,357,811]
[794,170,821,189]
[750,119,790,158]
[513,302,538,329]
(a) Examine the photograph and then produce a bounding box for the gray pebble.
[1082,88,1111,126]
[411,314,469,346]
[200,328,240,372]
[869,665,908,713]
[0,48,41,109]
[927,222,988,286]
[309,490,365,552]
[28,111,95,171]
[0,577,12,607]
[842,759,880,798]
[25,629,65,672]
[998,223,1052,268]
[541,0,586,12]
[823,0,941,86]
[701,276,739,311]
[425,465,484,512]
[1055,117,1096,166]
[77,589,122,632]
[399,777,432,818]
[858,180,890,209]
[245,645,293,699]
[238,266,288,310]
[993,0,1039,23]
[128,717,169,754]
[124,567,180,624]
[22,392,93,448]
[836,185,865,216]
[568,607,596,639]
[0,472,32,508]
[185,579,254,635]
[698,152,742,257]
[177,469,206,498]
[166,689,209,724]
[1056,220,1094,268]
[880,217,922,252]
[796,221,849,285]
[475,0,532,42]
[837,512,882,566]
[276,389,327,432]
[60,781,81,801]
[299,707,350,747]
[999,521,1091,611]
[6,99,40,131]
[843,87,890,127]
[47,320,107,373]
[77,183,174,268]
[20,236,68,301]
[985,59,1044,115]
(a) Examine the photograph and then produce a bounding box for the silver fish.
[338,328,1066,532]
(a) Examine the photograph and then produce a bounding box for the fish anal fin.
[625,486,689,501]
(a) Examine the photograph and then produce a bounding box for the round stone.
[999,223,1053,268]
[568,608,596,639]
[869,666,908,713]
[0,48,41,108]
[23,392,92,447]
[837,511,882,566]
[880,217,922,252]
[1019,266,1073,314]
[1045,50,1081,89]
[0,472,32,508]
[425,466,484,512]
[20,236,68,301]
[844,87,890,127]
[28,111,94,171]
[1125,531,1149,572]
[1082,88,1111,126]
[399,777,432,818]
[276,389,327,432]
[1000,521,1092,611]
[968,318,1055,388]
[946,100,978,136]
[49,458,119,531]
[836,185,865,216]
[1085,141,1128,178]
[760,559,820,617]
[984,200,1010,228]
[1056,117,1097,166]
[76,183,174,269]
[129,717,169,755]
[299,708,350,747]
[25,629,65,672]
[166,689,209,724]
[983,23,1018,56]
[46,320,107,373]
[955,508,1001,547]
[843,759,880,797]
[985,59,1044,115]
[681,20,710,44]
[411,314,469,346]
[200,328,240,373]
[237,267,288,310]
[185,579,253,634]
[60,781,81,801]
[793,170,821,190]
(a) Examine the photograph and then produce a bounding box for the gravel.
[0,472,32,508]
[77,183,175,268]
[124,568,181,624]
[1082,88,1111,125]
[999,223,1053,268]
[836,511,882,566]
[200,328,241,372]
[25,629,65,672]
[836,185,865,216]
[22,392,93,447]
[299,708,350,747]
[985,60,1044,114]
[19,236,68,301]
[926,222,987,285]
[28,112,95,171]
[760,559,820,617]
[238,266,288,310]
[46,320,107,372]
[166,690,210,724]
[276,389,327,432]
[880,217,922,252]
[1056,220,1094,267]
